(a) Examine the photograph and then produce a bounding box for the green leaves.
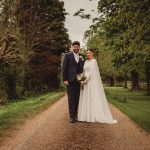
[73,8,91,19]
[16,0,71,92]
[85,0,150,91]
[98,0,150,68]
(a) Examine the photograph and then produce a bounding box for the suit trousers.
[66,80,80,120]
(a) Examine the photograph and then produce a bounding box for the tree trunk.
[5,75,18,100]
[146,65,150,95]
[113,72,117,87]
[0,81,6,104]
[131,70,140,91]
[109,77,114,87]
[124,71,128,88]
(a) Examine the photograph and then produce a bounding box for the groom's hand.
[64,81,69,86]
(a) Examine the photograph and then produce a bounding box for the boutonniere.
[79,55,84,61]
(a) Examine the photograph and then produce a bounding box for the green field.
[105,87,150,133]
[0,92,65,136]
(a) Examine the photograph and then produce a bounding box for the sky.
[62,0,99,47]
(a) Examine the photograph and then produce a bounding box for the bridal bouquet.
[76,73,86,89]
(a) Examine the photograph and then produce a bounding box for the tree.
[84,24,119,86]
[0,0,27,101]
[16,0,71,93]
[79,0,150,94]
[0,32,23,100]
[0,0,16,32]
[97,0,150,93]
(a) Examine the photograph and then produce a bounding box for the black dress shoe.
[70,118,75,123]
[75,117,78,122]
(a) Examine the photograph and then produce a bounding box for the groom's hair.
[72,41,80,46]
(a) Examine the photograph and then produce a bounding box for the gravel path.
[1,95,150,150]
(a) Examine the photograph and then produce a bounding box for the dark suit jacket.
[62,52,84,83]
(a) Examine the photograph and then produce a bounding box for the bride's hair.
[87,48,94,53]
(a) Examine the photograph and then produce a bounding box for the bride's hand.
[81,81,86,88]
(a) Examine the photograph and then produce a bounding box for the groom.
[62,41,84,123]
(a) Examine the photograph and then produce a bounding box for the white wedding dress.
[78,59,117,124]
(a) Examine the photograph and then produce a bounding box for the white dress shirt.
[73,51,79,63]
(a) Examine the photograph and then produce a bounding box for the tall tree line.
[84,0,150,95]
[16,0,70,93]
[0,0,70,101]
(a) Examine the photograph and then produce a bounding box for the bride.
[78,49,117,124]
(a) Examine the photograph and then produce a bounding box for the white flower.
[79,56,84,61]
[76,73,86,82]
[76,73,83,81]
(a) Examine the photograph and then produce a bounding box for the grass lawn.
[0,92,65,136]
[105,87,150,133]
